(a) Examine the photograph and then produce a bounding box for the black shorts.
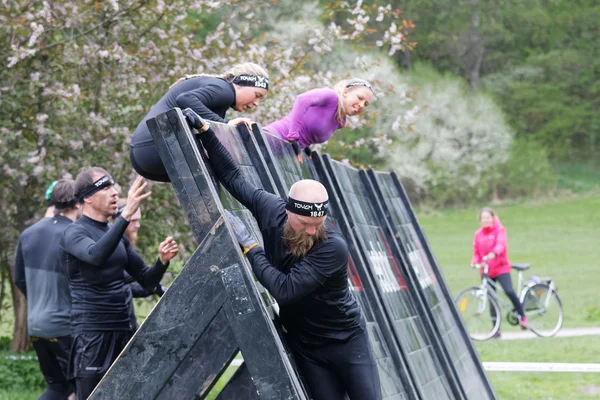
[31,336,75,399]
[289,331,382,400]
[70,331,132,400]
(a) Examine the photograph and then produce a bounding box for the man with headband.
[14,179,81,400]
[184,109,381,400]
[60,168,179,399]
[130,62,270,182]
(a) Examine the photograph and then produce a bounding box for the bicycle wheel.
[455,286,502,341]
[521,283,563,337]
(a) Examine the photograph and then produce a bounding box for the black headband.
[346,81,372,90]
[54,199,78,210]
[232,75,270,90]
[78,175,114,201]
[285,197,329,217]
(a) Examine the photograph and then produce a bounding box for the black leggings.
[490,273,525,318]
[32,336,75,400]
[289,331,382,400]
[130,137,218,186]
[130,144,170,182]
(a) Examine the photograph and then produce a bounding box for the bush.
[496,137,556,198]
[388,63,514,205]
[0,338,45,392]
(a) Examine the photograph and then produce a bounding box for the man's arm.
[13,240,27,297]
[124,271,154,297]
[129,282,154,298]
[198,122,282,229]
[245,239,348,305]
[124,240,168,289]
[62,218,130,267]
[176,84,232,124]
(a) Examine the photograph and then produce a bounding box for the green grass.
[475,336,600,363]
[489,373,600,400]
[476,337,600,399]
[0,390,40,400]
[418,195,600,399]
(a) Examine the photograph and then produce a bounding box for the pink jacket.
[471,216,511,278]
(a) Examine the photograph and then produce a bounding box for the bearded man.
[184,109,381,400]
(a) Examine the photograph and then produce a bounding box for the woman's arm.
[286,88,339,142]
[471,234,480,264]
[176,83,233,123]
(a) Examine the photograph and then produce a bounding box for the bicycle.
[454,262,564,341]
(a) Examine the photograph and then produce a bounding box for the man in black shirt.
[60,168,179,400]
[185,109,381,400]
[14,179,80,400]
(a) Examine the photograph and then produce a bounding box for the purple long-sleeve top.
[264,88,345,148]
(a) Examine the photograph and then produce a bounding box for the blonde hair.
[170,62,269,88]
[333,78,373,124]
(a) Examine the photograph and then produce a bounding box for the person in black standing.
[60,168,179,399]
[14,179,81,400]
[184,109,382,400]
[130,62,270,182]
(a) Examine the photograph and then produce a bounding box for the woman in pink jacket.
[471,207,528,332]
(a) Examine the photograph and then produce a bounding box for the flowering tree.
[389,66,513,204]
[1,0,413,351]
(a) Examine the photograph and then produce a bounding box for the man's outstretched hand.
[158,236,179,264]
[121,176,151,221]
[182,108,209,131]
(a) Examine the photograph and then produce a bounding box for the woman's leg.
[129,145,171,182]
[496,273,526,317]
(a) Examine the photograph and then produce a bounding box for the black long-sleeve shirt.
[14,216,73,338]
[131,76,236,148]
[60,215,168,333]
[200,129,364,346]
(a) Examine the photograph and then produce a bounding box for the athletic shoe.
[491,331,502,339]
[519,316,529,330]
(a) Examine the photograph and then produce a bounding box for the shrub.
[0,338,45,392]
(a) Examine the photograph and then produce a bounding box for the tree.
[382,0,600,160]
[388,64,513,204]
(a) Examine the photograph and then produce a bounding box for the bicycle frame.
[519,278,557,314]
[481,262,557,315]
[478,264,524,315]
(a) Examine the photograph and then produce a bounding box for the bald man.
[185,109,381,400]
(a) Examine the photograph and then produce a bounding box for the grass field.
[2,195,598,399]
[418,194,600,400]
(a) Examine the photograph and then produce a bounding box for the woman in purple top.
[264,78,373,162]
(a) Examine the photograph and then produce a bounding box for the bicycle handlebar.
[470,261,489,270]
